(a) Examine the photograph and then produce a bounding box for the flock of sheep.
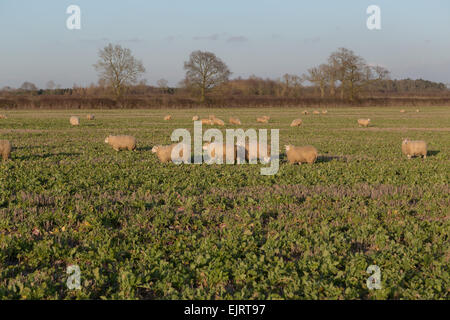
[0,109,428,163]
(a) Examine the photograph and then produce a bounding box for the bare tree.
[183,50,231,102]
[93,43,146,101]
[20,82,37,91]
[157,78,169,93]
[305,64,328,98]
[279,74,303,97]
[46,80,56,90]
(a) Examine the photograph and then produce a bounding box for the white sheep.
[290,118,303,127]
[69,116,80,126]
[152,143,189,163]
[164,115,172,121]
[285,145,318,164]
[402,139,427,159]
[0,114,8,119]
[229,117,241,125]
[0,140,12,161]
[192,115,199,121]
[357,119,371,127]
[313,110,320,115]
[105,135,136,151]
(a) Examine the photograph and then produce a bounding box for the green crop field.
[0,106,449,299]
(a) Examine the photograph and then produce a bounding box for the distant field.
[0,106,449,299]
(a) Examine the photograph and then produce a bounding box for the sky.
[0,0,449,88]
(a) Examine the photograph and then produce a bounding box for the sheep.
[402,139,427,159]
[229,117,241,125]
[302,110,309,115]
[357,118,371,127]
[212,118,225,126]
[400,109,406,113]
[256,117,269,123]
[152,143,189,163]
[86,114,95,120]
[104,135,136,151]
[313,110,320,115]
[285,145,318,164]
[322,110,328,114]
[0,140,12,161]
[69,116,80,126]
[290,118,303,127]
[0,114,7,119]
[203,142,238,164]
[164,115,172,121]
[201,118,213,125]
[192,115,199,121]
[245,142,271,163]
[416,109,420,113]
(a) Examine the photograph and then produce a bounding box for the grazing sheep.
[322,110,328,114]
[0,140,12,161]
[302,110,309,115]
[86,114,95,120]
[313,110,320,115]
[203,142,238,164]
[285,145,318,164]
[0,114,7,119]
[402,139,427,159]
[164,115,172,121]
[229,117,241,125]
[69,116,80,126]
[212,118,225,126]
[416,109,420,113]
[201,118,213,125]
[290,118,303,127]
[152,143,189,163]
[357,119,371,127]
[256,117,269,123]
[245,142,271,163]
[192,115,199,121]
[104,135,136,151]
[400,109,406,113]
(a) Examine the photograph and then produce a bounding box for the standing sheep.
[0,140,12,161]
[322,110,328,114]
[290,118,303,127]
[164,115,172,121]
[192,115,199,121]
[402,139,427,159]
[104,135,136,151]
[152,143,189,163]
[86,114,95,120]
[0,114,8,119]
[400,109,406,113]
[229,117,241,125]
[285,145,318,164]
[256,116,269,123]
[70,116,80,126]
[313,110,320,115]
[357,119,371,127]
[416,109,420,113]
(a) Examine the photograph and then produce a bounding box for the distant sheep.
[313,110,320,115]
[192,115,199,121]
[416,109,420,113]
[290,118,303,127]
[357,119,371,127]
[322,110,328,114]
[402,139,427,159]
[104,135,136,151]
[400,109,406,113]
[212,118,225,126]
[164,115,172,121]
[285,145,318,164]
[256,116,269,123]
[203,142,238,164]
[229,117,241,125]
[86,114,95,120]
[152,143,189,163]
[302,110,309,115]
[0,114,7,119]
[0,140,12,161]
[69,116,80,126]
[201,119,213,125]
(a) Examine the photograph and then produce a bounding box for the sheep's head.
[151,145,161,153]
[402,138,410,144]
[285,145,292,151]
[104,136,110,143]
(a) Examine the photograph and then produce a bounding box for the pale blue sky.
[1,0,449,88]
